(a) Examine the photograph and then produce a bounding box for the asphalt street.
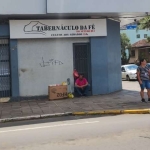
[0,114,150,150]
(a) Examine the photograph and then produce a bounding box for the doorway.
[73,43,91,93]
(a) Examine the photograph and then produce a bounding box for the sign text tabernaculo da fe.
[36,24,96,32]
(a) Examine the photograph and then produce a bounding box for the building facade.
[121,29,150,63]
[0,0,150,98]
[120,29,150,45]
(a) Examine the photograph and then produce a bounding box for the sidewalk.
[0,89,150,121]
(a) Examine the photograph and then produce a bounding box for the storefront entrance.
[73,43,91,92]
[0,38,11,97]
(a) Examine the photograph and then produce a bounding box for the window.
[131,50,135,57]
[121,67,125,72]
[126,65,138,71]
[137,34,140,38]
[144,34,147,38]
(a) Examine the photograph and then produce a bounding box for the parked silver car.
[147,63,150,67]
[121,64,138,81]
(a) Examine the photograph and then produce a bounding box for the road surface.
[0,115,150,150]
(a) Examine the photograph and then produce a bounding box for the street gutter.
[0,109,150,123]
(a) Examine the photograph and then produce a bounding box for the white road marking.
[0,121,99,134]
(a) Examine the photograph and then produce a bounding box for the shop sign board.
[9,19,107,39]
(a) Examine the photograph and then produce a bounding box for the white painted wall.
[47,0,150,13]
[0,0,46,14]
[18,38,89,96]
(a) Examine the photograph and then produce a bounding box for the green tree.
[121,33,131,65]
[147,36,150,43]
[137,16,150,30]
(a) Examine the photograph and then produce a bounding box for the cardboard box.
[48,85,68,100]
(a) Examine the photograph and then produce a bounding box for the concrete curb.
[0,112,72,123]
[0,109,150,123]
[72,109,150,115]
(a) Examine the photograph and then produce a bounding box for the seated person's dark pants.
[75,85,90,96]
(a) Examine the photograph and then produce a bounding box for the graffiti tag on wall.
[40,57,63,67]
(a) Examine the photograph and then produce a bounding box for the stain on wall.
[20,68,27,72]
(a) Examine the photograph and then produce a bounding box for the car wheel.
[126,75,130,81]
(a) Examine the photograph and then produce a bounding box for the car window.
[121,67,125,71]
[126,65,138,71]
[147,63,150,68]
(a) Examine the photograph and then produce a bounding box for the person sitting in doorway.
[75,74,90,96]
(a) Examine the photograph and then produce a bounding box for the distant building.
[121,27,150,63]
[131,39,150,63]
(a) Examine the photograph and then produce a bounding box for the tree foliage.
[137,16,150,30]
[121,33,131,64]
[147,36,150,43]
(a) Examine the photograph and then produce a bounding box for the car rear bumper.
[129,74,137,80]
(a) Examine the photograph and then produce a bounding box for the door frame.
[73,42,92,94]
